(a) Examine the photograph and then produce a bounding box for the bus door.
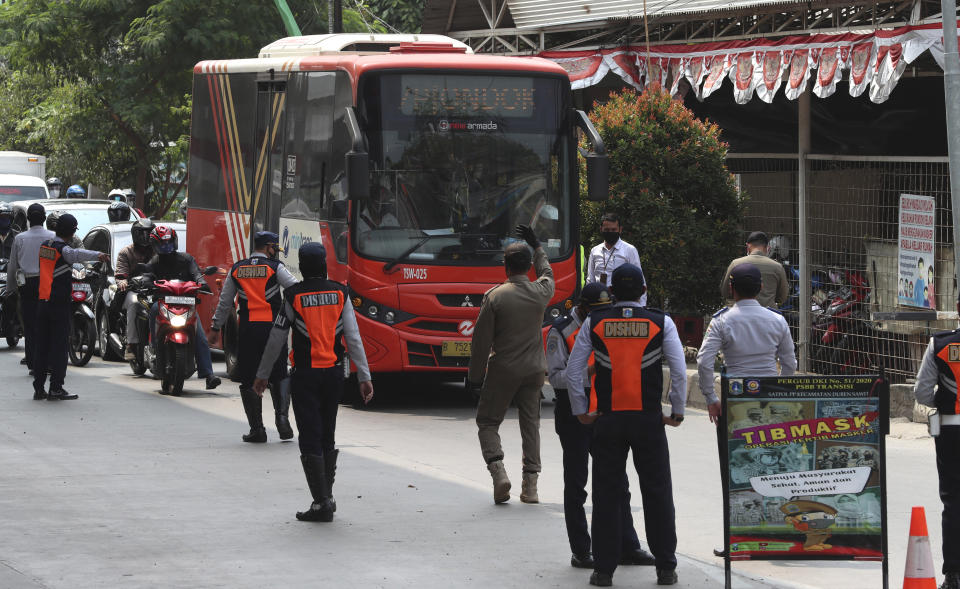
[251,79,287,242]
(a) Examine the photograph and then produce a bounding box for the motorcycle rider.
[115,218,155,360]
[0,203,17,259]
[107,201,132,223]
[211,231,297,443]
[65,184,86,199]
[46,211,83,248]
[46,178,63,199]
[33,213,109,400]
[107,189,126,203]
[141,225,220,390]
[5,204,54,372]
[254,242,374,522]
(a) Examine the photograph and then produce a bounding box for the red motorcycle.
[810,269,876,374]
[150,279,205,396]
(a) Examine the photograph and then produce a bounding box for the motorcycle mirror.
[202,265,218,276]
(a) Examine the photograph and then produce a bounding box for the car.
[10,199,142,238]
[0,174,48,202]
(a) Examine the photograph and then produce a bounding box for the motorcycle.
[810,268,876,375]
[0,258,23,348]
[121,275,155,376]
[150,279,205,395]
[68,263,98,366]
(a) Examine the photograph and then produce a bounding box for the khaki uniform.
[720,251,789,308]
[469,247,554,473]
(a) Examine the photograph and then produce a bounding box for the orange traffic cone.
[903,506,938,589]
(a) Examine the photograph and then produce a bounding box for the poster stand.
[719,370,890,589]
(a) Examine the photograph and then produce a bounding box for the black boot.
[297,454,334,522]
[325,448,339,513]
[240,387,266,443]
[271,384,293,441]
[942,572,960,589]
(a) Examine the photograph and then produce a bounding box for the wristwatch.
[670,413,684,423]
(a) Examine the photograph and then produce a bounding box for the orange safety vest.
[37,240,71,302]
[588,305,665,414]
[229,256,282,323]
[286,278,348,370]
[933,329,960,415]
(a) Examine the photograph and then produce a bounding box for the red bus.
[186,34,608,380]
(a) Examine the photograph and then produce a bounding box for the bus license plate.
[441,341,471,357]
[72,282,91,293]
[165,296,195,305]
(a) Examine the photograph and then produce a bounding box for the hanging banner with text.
[898,193,936,308]
[722,374,888,561]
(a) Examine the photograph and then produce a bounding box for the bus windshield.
[357,72,571,265]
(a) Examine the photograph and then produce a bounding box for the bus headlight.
[384,311,395,324]
[550,308,561,318]
[368,305,379,317]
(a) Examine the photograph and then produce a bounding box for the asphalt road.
[0,344,946,589]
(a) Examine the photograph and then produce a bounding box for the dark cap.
[610,263,646,301]
[27,203,46,223]
[746,231,768,245]
[730,262,762,291]
[57,213,78,234]
[254,231,281,249]
[580,282,612,307]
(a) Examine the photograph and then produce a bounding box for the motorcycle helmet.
[107,189,126,202]
[767,235,791,261]
[131,218,155,248]
[108,201,132,223]
[46,210,63,232]
[46,177,63,199]
[149,224,178,255]
[66,184,86,199]
[0,202,13,233]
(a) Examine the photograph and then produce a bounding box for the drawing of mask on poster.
[898,193,935,308]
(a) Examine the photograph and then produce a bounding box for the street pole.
[941,2,960,294]
[798,85,811,372]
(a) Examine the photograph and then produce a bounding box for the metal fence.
[726,154,955,383]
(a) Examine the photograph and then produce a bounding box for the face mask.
[601,231,620,246]
[49,188,60,199]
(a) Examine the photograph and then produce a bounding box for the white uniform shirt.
[6,224,55,292]
[566,301,687,416]
[696,299,797,405]
[914,336,945,408]
[586,238,647,306]
[211,252,299,329]
[545,312,584,391]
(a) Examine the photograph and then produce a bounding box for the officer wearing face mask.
[586,212,647,307]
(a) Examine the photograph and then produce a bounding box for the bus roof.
[258,34,472,58]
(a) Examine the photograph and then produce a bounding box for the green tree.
[0,0,374,216]
[581,86,744,315]
[365,0,425,33]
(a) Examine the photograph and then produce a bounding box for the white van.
[0,174,49,202]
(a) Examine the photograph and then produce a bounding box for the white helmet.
[108,189,126,202]
[767,235,791,261]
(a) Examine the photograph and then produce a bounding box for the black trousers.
[290,366,343,457]
[554,390,642,556]
[237,321,287,389]
[19,277,39,370]
[33,301,70,391]
[591,411,677,575]
[937,425,960,573]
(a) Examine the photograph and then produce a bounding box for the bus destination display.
[399,75,535,118]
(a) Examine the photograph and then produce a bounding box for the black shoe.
[713,548,728,558]
[589,571,612,587]
[941,572,960,589]
[620,547,656,566]
[571,553,595,568]
[28,369,34,376]
[32,387,47,400]
[242,427,267,443]
[656,568,678,585]
[276,415,294,440]
[296,500,334,522]
[20,358,28,365]
[47,388,78,401]
[205,375,221,390]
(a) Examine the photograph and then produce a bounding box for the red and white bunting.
[540,22,950,104]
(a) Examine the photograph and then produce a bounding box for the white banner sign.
[898,193,936,308]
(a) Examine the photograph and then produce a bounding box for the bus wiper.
[383,233,459,273]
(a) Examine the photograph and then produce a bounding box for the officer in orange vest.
[547,281,656,569]
[913,294,960,589]
[33,213,108,400]
[566,264,687,587]
[212,231,298,443]
[254,242,373,522]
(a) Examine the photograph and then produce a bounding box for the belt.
[941,414,960,426]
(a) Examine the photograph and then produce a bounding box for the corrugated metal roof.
[507,0,819,30]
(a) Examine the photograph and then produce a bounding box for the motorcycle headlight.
[72,268,86,280]
[169,315,187,328]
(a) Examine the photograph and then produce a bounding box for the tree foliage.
[365,0,425,33]
[581,86,744,315]
[0,0,376,217]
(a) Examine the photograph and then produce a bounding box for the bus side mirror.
[345,106,369,200]
[346,151,369,200]
[574,109,610,202]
